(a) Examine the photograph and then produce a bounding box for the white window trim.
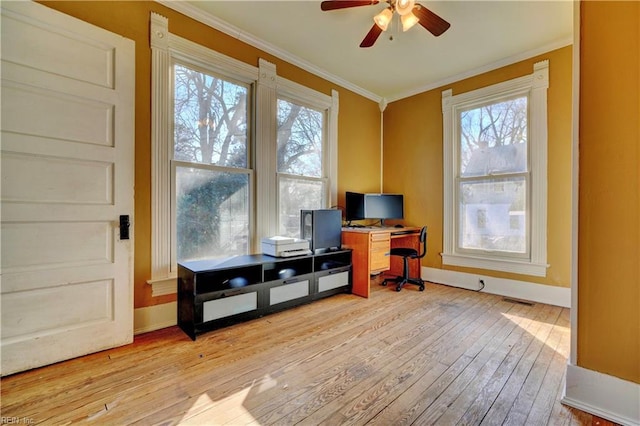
[441,60,549,277]
[148,13,338,294]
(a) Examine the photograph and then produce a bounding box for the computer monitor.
[364,193,404,226]
[345,192,404,226]
[345,191,365,221]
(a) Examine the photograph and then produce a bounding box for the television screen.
[364,193,404,221]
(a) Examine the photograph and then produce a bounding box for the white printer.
[261,236,311,257]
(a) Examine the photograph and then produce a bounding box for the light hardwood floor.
[1,279,615,425]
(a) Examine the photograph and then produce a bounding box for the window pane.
[460,96,528,176]
[277,99,323,177]
[174,64,248,168]
[278,177,324,237]
[176,167,249,261]
[459,177,527,254]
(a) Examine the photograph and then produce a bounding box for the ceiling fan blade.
[321,1,379,11]
[360,23,383,48]
[413,3,451,36]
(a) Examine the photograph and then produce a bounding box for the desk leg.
[342,232,370,298]
[351,260,370,298]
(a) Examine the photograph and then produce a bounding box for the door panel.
[2,152,114,205]
[0,2,135,375]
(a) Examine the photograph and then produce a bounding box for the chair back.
[417,226,428,259]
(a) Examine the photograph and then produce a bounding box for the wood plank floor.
[1,279,615,425]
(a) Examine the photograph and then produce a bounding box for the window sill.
[147,275,177,297]
[441,253,548,277]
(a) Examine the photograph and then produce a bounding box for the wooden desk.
[341,227,421,298]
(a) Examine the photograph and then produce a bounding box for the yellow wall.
[336,92,383,203]
[383,46,573,288]
[39,1,381,310]
[578,1,639,384]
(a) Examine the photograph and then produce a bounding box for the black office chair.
[382,226,427,292]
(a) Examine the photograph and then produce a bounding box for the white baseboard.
[133,302,177,335]
[562,364,640,426]
[422,266,571,307]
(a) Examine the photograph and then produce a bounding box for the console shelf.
[178,250,352,340]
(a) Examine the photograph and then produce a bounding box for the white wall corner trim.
[330,89,339,206]
[150,12,171,281]
[563,364,640,426]
[422,266,570,308]
[134,302,177,335]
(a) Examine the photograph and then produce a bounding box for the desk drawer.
[370,239,389,251]
[371,254,389,272]
[370,232,390,273]
[370,248,390,272]
[370,233,390,251]
[370,232,390,243]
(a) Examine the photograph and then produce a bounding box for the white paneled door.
[0,2,135,375]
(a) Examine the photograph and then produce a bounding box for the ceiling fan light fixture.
[373,8,393,31]
[401,12,419,31]
[395,0,415,16]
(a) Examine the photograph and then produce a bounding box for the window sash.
[454,173,531,259]
[172,60,252,168]
[454,92,531,260]
[276,97,327,179]
[276,173,328,237]
[170,58,254,269]
[276,95,329,236]
[170,160,253,270]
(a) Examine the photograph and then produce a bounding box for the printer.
[261,236,311,257]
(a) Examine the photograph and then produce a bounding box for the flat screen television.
[345,192,404,226]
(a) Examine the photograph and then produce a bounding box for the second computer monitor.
[345,192,404,225]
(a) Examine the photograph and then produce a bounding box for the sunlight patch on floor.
[501,311,570,356]
[179,375,279,424]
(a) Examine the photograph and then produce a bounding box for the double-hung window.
[441,61,549,276]
[171,62,252,263]
[276,97,327,237]
[148,13,338,293]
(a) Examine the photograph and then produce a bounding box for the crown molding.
[156,0,382,103]
[387,36,573,103]
[156,1,571,105]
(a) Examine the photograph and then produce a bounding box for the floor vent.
[502,297,535,306]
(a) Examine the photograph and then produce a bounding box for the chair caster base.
[382,276,424,292]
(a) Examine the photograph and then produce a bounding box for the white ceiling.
[162,1,573,102]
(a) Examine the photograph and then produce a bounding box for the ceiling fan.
[320,0,450,48]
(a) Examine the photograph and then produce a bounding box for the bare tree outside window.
[457,96,529,254]
[277,99,325,236]
[173,64,250,261]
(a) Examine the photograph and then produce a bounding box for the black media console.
[178,249,352,340]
